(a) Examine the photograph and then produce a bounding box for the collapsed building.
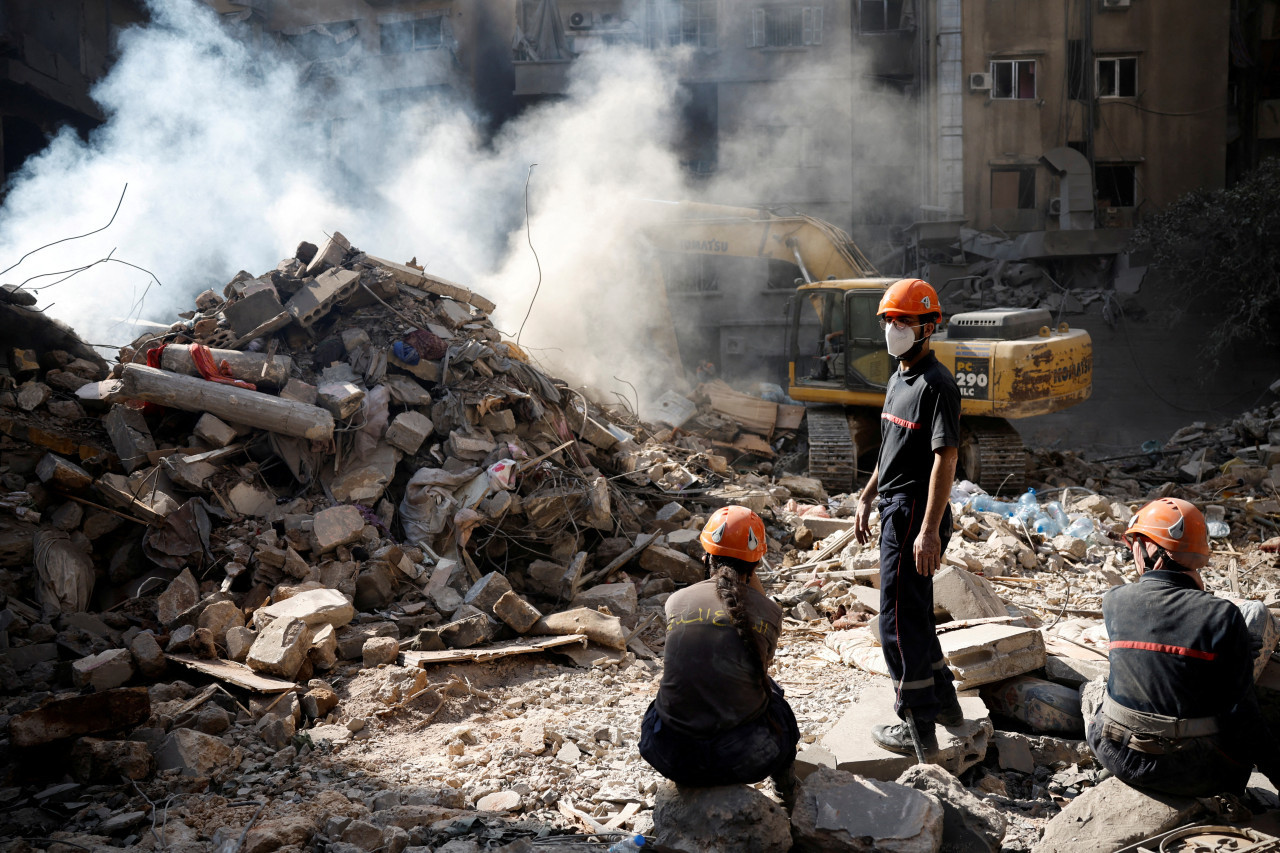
[1,230,1280,851]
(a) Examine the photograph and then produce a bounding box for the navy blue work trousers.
[879,492,957,723]
[638,679,800,787]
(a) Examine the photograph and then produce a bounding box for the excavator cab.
[788,283,896,396]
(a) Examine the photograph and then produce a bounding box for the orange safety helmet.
[878,278,941,318]
[700,505,767,563]
[1122,498,1211,570]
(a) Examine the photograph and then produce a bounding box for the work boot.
[772,764,798,811]
[872,721,937,756]
[936,695,964,727]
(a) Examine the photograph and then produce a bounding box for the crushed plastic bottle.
[608,835,647,852]
[1017,489,1038,509]
[1045,500,1070,530]
[1065,517,1095,540]
[970,494,1014,515]
[1207,521,1230,538]
[1033,513,1061,537]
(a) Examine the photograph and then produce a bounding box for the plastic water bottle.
[1207,521,1230,538]
[608,835,647,852]
[1065,517,1095,540]
[1033,513,1061,537]
[970,494,1012,515]
[1017,489,1038,509]
[1046,500,1070,529]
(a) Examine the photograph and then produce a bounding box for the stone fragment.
[342,819,385,851]
[653,781,792,853]
[493,590,542,633]
[990,732,1035,774]
[317,381,365,419]
[341,327,371,352]
[49,501,84,531]
[252,587,354,631]
[313,505,366,553]
[229,481,276,518]
[10,687,151,747]
[305,231,351,275]
[157,568,200,626]
[103,405,156,472]
[530,607,628,649]
[257,712,296,750]
[1032,776,1203,853]
[243,815,318,853]
[791,767,943,853]
[385,411,434,455]
[194,413,238,448]
[35,454,93,490]
[476,790,520,813]
[363,636,400,667]
[226,626,257,662]
[932,566,1007,621]
[896,764,1005,853]
[197,600,246,647]
[463,571,513,615]
[280,378,318,405]
[156,727,238,777]
[445,430,496,460]
[1044,654,1110,687]
[439,604,496,648]
[246,615,310,679]
[940,623,1046,690]
[309,622,338,670]
[569,582,638,617]
[72,648,135,692]
[130,632,168,679]
[17,381,52,411]
[328,443,400,504]
[479,409,515,432]
[223,286,285,337]
[302,683,339,719]
[526,557,584,600]
[796,684,991,781]
[70,737,155,782]
[655,502,691,523]
[639,545,704,585]
[336,621,399,659]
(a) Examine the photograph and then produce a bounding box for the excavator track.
[806,406,856,495]
[960,417,1025,496]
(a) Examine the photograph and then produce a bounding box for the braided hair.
[706,552,772,698]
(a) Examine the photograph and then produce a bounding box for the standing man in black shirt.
[853,278,964,756]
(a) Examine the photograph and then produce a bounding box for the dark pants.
[1085,703,1252,797]
[639,679,800,787]
[879,492,957,724]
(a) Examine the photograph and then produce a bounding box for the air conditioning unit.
[1100,0,1131,9]
[969,72,991,92]
[567,11,594,28]
[1048,198,1063,216]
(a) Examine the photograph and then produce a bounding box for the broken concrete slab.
[795,683,991,782]
[530,607,628,650]
[652,781,793,853]
[312,505,367,553]
[194,413,238,448]
[569,582,638,617]
[439,604,496,649]
[933,566,1007,621]
[526,557,584,600]
[157,568,200,626]
[245,614,310,679]
[35,453,93,490]
[791,767,943,853]
[896,763,1005,853]
[638,545,704,585]
[317,381,365,420]
[10,687,151,747]
[1031,776,1203,853]
[222,287,287,338]
[493,590,542,634]
[940,623,1046,690]
[305,231,351,276]
[252,588,355,631]
[462,572,513,616]
[103,404,157,473]
[328,443,400,504]
[362,636,400,668]
[155,727,239,777]
[385,411,434,455]
[71,648,135,692]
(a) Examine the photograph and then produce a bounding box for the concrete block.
[246,615,310,679]
[223,287,284,338]
[312,505,366,553]
[385,411,434,454]
[305,232,351,276]
[440,604,496,648]
[436,298,473,329]
[328,443,399,504]
[341,327,370,352]
[194,413,238,448]
[226,626,256,662]
[228,481,275,518]
[104,404,156,473]
[279,378,318,405]
[1032,776,1203,853]
[9,687,151,747]
[446,430,496,460]
[526,555,585,600]
[570,582,638,617]
[130,631,167,678]
[802,517,857,541]
[463,572,513,615]
[72,648,135,692]
[932,566,1007,621]
[479,408,516,432]
[362,636,399,668]
[287,267,360,327]
[638,545,703,585]
[156,727,239,777]
[653,782,792,853]
[940,623,1046,690]
[493,590,542,633]
[795,683,991,782]
[252,588,354,631]
[336,621,399,660]
[791,767,943,853]
[317,381,365,420]
[36,453,93,490]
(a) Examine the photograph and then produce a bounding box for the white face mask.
[885,323,917,357]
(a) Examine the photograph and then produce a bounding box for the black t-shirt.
[875,351,961,495]
[654,580,783,736]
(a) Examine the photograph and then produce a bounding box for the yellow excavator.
[642,202,1093,494]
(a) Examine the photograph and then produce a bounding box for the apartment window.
[1096,164,1137,208]
[859,0,904,32]
[749,5,823,47]
[991,59,1036,100]
[991,167,1036,210]
[381,16,444,54]
[647,0,717,48]
[1097,57,1137,98]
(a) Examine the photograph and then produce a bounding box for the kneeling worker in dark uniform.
[1084,497,1280,796]
[639,506,800,798]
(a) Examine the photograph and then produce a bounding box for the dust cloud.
[0,0,918,406]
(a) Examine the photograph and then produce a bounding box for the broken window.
[859,0,904,32]
[646,0,716,49]
[1097,57,1137,98]
[990,167,1036,210]
[681,0,718,48]
[381,15,444,54]
[749,5,823,47]
[991,59,1036,100]
[1095,164,1137,208]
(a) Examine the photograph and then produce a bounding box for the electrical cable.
[516,163,541,348]
[1,183,127,278]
